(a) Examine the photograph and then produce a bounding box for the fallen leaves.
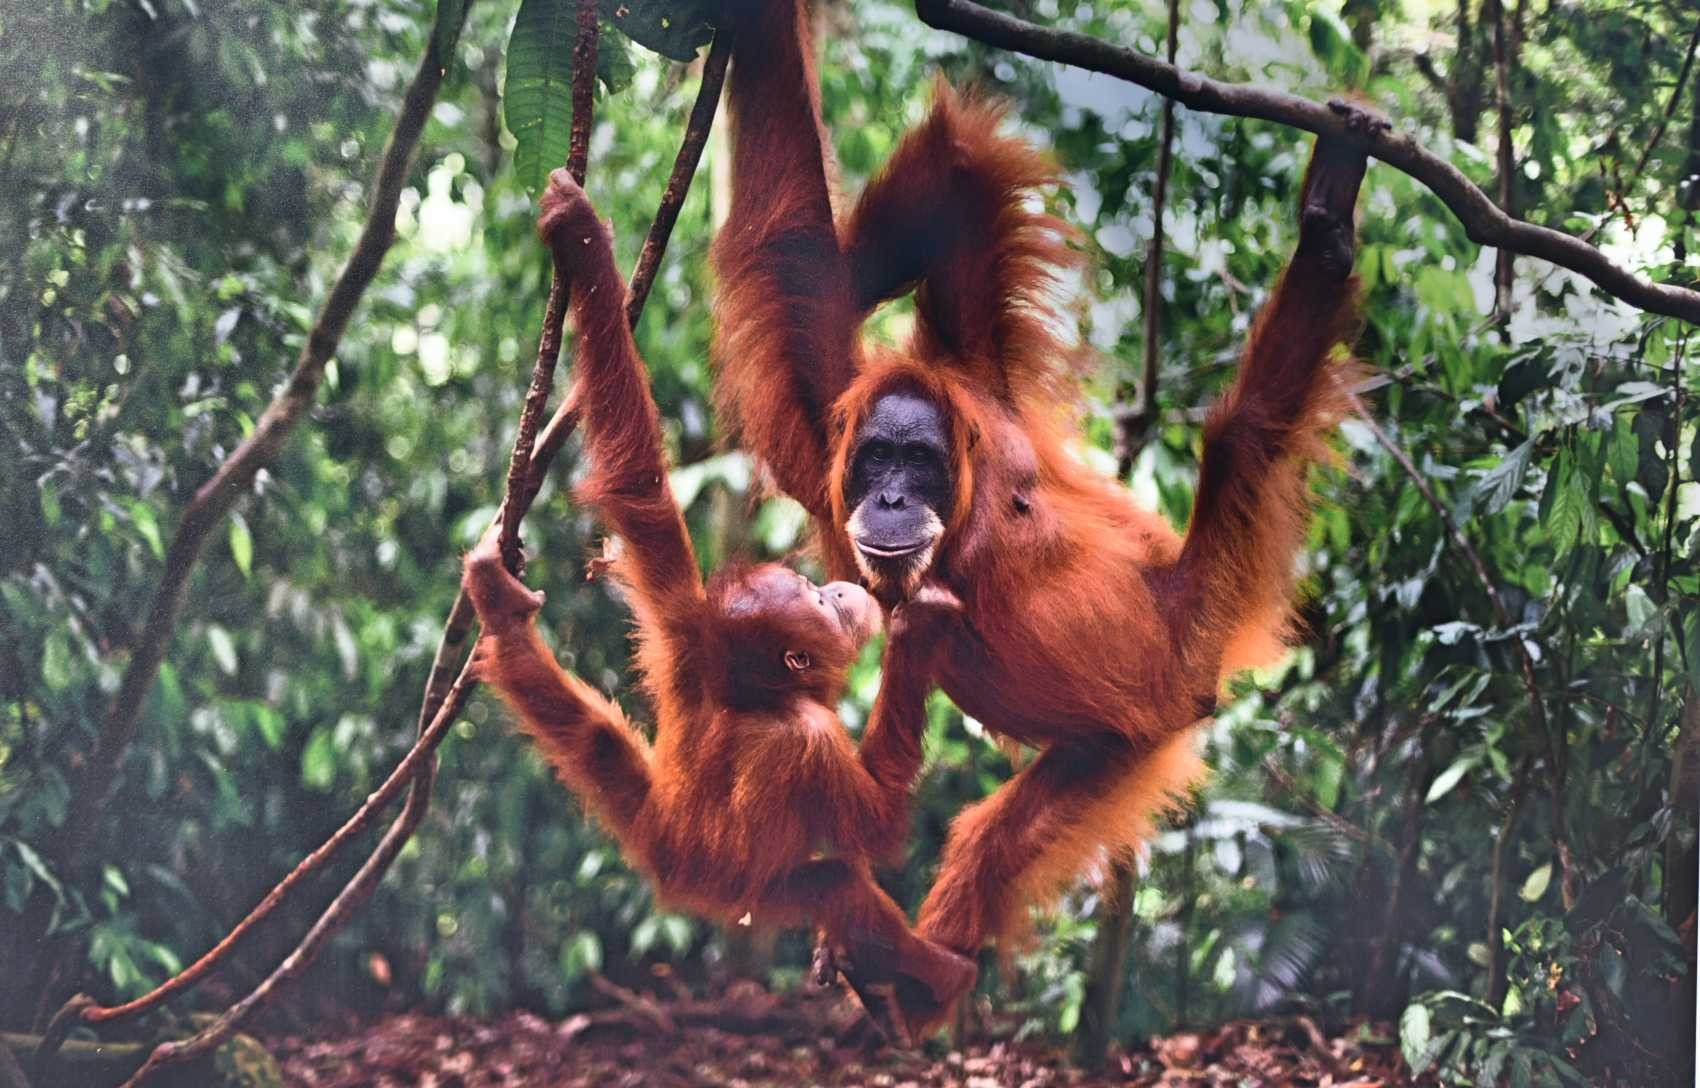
[264,985,1417,1087]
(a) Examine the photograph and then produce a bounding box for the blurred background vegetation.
[1,0,1695,1083]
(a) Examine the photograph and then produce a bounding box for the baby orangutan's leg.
[765,859,975,1045]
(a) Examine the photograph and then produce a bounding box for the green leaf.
[228,513,253,578]
[253,705,286,751]
[1058,991,1080,1034]
[631,914,660,956]
[1610,416,1637,484]
[561,929,602,978]
[300,728,337,791]
[207,624,238,676]
[505,0,579,194]
[41,630,73,691]
[1496,356,1550,410]
[108,945,139,993]
[600,0,716,62]
[1305,7,1368,84]
[599,33,636,94]
[1599,943,1627,996]
[1623,584,1656,636]
[660,913,692,955]
[1602,380,1668,411]
[1399,1002,1431,1070]
[331,614,359,680]
[12,841,63,899]
[1478,439,1533,515]
[140,938,183,977]
[39,482,61,526]
[127,499,164,560]
[504,4,638,193]
[1519,862,1552,902]
[1426,753,1479,804]
[1314,749,1345,810]
[1545,451,1585,557]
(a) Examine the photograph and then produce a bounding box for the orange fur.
[463,171,975,1027]
[711,0,1369,1029]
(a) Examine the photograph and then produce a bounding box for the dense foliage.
[1,0,1694,1083]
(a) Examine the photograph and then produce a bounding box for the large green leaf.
[1399,1002,1432,1071]
[1544,450,1587,558]
[600,0,717,61]
[1477,438,1533,516]
[504,3,637,193]
[1425,752,1480,804]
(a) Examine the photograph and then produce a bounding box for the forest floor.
[263,981,1417,1087]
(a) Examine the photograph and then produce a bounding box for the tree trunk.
[1487,0,1519,326]
[1357,743,1432,1017]
[1075,863,1135,1066]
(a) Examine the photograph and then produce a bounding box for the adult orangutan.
[464,169,974,1040]
[711,0,1375,1030]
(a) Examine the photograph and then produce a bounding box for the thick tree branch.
[915,0,1700,325]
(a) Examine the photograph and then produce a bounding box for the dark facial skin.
[844,392,952,569]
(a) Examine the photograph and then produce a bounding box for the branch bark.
[914,0,1700,325]
[500,0,600,573]
[626,30,733,322]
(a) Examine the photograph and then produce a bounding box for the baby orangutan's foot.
[892,938,976,1041]
[814,930,977,1045]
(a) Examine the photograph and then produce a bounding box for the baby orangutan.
[461,169,975,1042]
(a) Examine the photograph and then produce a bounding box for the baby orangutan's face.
[742,565,884,657]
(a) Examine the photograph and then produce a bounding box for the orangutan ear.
[784,650,811,673]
